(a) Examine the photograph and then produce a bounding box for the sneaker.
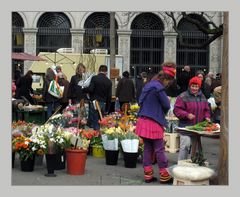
[159,169,173,183]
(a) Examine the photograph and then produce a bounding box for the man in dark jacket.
[116,71,135,109]
[177,65,191,93]
[87,65,112,130]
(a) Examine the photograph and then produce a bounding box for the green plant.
[191,151,207,166]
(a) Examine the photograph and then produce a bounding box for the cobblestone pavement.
[12,137,220,186]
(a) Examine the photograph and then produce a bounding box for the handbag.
[48,76,64,98]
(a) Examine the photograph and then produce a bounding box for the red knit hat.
[189,76,202,87]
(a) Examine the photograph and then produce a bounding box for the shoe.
[159,168,173,183]
[145,177,158,183]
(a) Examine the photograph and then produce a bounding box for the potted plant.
[119,130,140,168]
[63,128,90,175]
[12,135,40,172]
[101,127,122,165]
[31,124,67,176]
[80,129,101,155]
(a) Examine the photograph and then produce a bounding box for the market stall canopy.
[12,52,46,61]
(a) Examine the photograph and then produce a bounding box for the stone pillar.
[209,36,223,74]
[117,30,132,73]
[23,28,38,74]
[163,31,178,63]
[70,29,85,53]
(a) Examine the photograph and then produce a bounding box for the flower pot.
[92,145,105,158]
[105,150,119,165]
[123,152,138,168]
[66,148,87,175]
[55,150,66,170]
[45,154,57,177]
[20,155,35,172]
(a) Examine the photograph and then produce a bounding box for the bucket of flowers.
[11,120,36,168]
[101,126,123,165]
[119,130,140,168]
[12,135,41,172]
[63,128,90,175]
[80,129,102,155]
[30,123,68,176]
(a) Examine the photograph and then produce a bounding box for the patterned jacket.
[173,88,211,127]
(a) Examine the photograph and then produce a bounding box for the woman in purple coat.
[136,62,176,184]
[173,76,211,161]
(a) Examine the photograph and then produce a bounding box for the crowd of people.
[12,62,222,184]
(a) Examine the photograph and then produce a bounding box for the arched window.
[130,12,164,77]
[36,12,71,54]
[176,14,210,78]
[12,12,24,52]
[83,12,118,54]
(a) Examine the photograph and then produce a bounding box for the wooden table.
[175,127,220,158]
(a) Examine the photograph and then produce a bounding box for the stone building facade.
[12,11,223,77]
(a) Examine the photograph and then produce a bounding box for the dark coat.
[135,77,147,103]
[87,73,112,113]
[116,77,135,102]
[67,74,87,103]
[16,76,34,104]
[58,78,70,104]
[177,71,191,93]
[165,79,180,97]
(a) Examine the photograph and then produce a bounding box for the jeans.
[143,138,168,169]
[88,101,106,130]
[178,134,197,161]
[46,101,60,119]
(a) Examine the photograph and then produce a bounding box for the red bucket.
[66,148,87,175]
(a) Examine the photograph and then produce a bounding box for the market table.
[16,105,47,125]
[175,127,220,158]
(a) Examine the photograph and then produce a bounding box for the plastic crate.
[164,133,180,153]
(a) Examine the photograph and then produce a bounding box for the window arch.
[12,12,24,52]
[36,12,72,54]
[176,14,210,78]
[130,12,164,77]
[83,12,118,54]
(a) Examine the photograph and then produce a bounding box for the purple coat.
[173,89,211,127]
[137,80,170,127]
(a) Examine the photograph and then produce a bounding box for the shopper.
[136,62,176,184]
[87,65,112,130]
[42,68,60,118]
[116,71,135,109]
[15,70,34,104]
[67,63,87,104]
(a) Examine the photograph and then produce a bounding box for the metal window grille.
[83,12,118,54]
[12,12,24,52]
[176,14,210,79]
[130,13,164,78]
[36,12,71,54]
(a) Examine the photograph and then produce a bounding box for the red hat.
[189,76,202,87]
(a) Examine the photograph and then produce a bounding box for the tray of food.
[175,121,220,136]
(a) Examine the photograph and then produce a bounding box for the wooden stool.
[170,165,215,186]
